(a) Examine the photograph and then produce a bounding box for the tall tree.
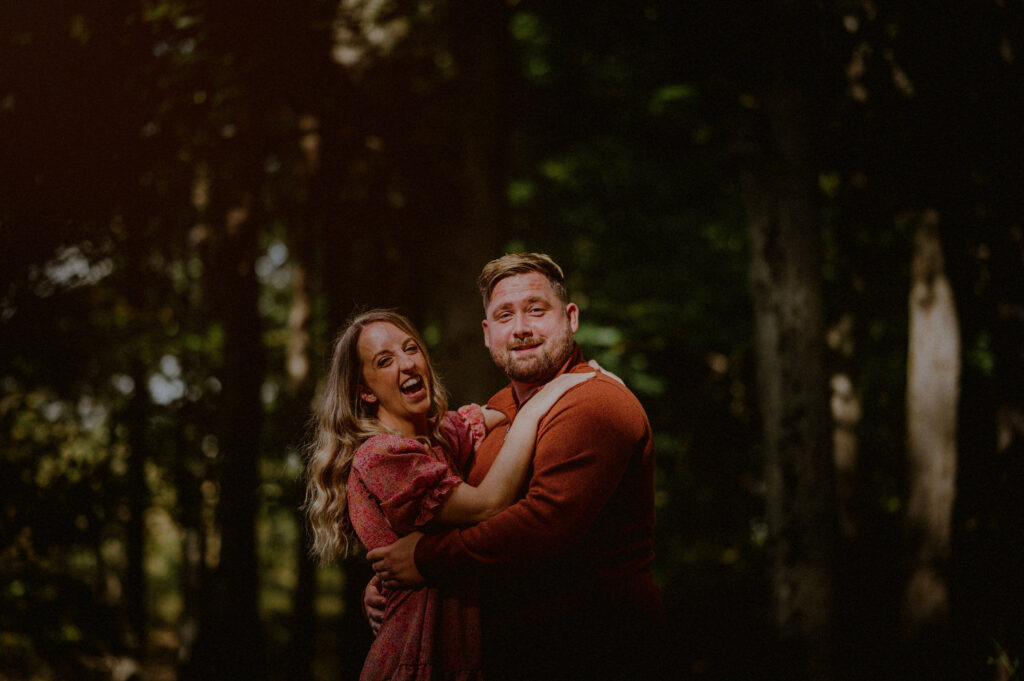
[434,0,508,403]
[902,210,960,648]
[283,112,322,681]
[183,107,269,679]
[740,2,835,678]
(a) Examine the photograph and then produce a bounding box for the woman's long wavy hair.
[304,309,450,562]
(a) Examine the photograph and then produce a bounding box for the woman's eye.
[405,345,418,354]
[377,357,391,368]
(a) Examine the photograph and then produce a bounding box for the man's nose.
[512,314,533,337]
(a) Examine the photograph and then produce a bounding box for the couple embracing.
[305,253,666,681]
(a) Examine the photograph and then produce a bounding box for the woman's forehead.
[358,322,412,355]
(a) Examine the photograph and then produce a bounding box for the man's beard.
[491,325,576,384]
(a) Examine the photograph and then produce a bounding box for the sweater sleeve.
[414,377,647,575]
[352,435,463,535]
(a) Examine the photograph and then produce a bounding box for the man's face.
[482,271,579,385]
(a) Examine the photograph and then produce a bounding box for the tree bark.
[122,363,149,651]
[283,257,317,681]
[741,15,835,673]
[183,177,268,681]
[437,0,508,403]
[902,208,960,640]
[174,419,207,673]
[211,195,267,681]
[283,114,320,681]
[828,315,861,540]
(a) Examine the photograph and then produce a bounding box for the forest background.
[1,1,1022,680]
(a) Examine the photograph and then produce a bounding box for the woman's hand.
[519,369,595,418]
[362,575,386,635]
[481,406,507,431]
[587,359,625,385]
[366,532,426,589]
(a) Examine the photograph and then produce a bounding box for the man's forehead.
[488,272,558,304]
[491,294,551,309]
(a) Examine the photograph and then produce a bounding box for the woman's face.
[357,321,431,436]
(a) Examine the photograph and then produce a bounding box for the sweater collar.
[486,343,585,419]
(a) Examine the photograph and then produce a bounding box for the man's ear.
[481,319,491,349]
[566,303,580,334]
[359,386,378,404]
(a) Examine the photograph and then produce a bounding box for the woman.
[305,309,593,681]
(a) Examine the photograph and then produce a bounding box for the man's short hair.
[477,252,568,310]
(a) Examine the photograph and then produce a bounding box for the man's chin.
[503,360,559,385]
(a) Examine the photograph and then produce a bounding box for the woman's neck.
[378,411,428,438]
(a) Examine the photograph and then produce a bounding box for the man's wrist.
[413,530,442,580]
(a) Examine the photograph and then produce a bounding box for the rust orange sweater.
[415,346,665,680]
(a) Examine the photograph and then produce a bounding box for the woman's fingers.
[588,359,624,385]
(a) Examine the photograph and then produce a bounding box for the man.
[366,253,665,680]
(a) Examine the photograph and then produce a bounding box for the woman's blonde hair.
[304,309,450,562]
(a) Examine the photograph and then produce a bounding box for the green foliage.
[1,0,1022,679]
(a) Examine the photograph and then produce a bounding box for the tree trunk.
[283,257,317,681]
[212,195,267,680]
[741,21,834,674]
[436,0,508,403]
[122,363,150,651]
[117,221,157,655]
[283,114,320,681]
[183,179,268,681]
[173,412,207,672]
[828,314,861,541]
[902,208,960,640]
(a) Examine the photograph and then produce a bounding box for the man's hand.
[366,532,425,589]
[362,575,386,636]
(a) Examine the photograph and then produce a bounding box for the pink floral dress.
[348,405,487,681]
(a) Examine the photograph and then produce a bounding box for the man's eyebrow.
[493,296,549,310]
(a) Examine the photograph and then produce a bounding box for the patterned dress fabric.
[348,405,487,681]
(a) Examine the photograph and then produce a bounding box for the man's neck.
[511,380,542,405]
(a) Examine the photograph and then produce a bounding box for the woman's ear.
[359,386,378,404]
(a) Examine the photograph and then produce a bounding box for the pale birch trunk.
[829,314,861,540]
[902,208,960,637]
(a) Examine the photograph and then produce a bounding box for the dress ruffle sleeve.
[352,435,463,535]
[442,404,487,473]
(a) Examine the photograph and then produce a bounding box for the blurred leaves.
[1,0,1023,679]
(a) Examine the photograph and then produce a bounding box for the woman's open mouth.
[400,377,427,399]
